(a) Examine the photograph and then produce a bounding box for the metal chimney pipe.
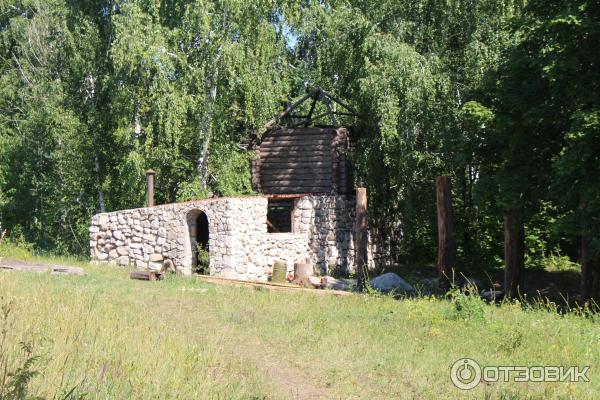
[146,169,156,207]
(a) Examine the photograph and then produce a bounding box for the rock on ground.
[369,272,414,294]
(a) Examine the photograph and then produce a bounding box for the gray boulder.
[369,272,414,294]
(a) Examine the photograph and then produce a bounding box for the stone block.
[149,253,163,262]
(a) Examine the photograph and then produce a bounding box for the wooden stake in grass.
[503,211,524,299]
[355,187,368,292]
[436,176,455,292]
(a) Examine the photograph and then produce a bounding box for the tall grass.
[0,243,599,399]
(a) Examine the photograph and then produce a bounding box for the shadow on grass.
[374,262,584,310]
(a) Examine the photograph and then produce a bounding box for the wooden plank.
[260,144,332,152]
[261,179,332,185]
[260,168,332,176]
[436,176,455,292]
[262,186,331,194]
[261,174,331,185]
[260,157,332,164]
[194,275,354,296]
[262,135,333,143]
[260,138,332,146]
[0,259,85,276]
[261,170,331,178]
[259,163,332,171]
[260,149,332,156]
[262,92,314,133]
[270,127,334,135]
[263,130,333,138]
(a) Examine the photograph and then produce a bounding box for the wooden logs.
[130,270,164,281]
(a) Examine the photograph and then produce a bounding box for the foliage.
[446,285,486,321]
[195,242,209,274]
[0,0,597,288]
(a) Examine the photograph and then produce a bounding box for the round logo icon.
[450,358,481,390]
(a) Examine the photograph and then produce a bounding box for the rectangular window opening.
[267,199,293,233]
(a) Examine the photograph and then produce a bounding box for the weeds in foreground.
[0,299,86,400]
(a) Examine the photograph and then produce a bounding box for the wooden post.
[503,211,524,299]
[355,187,368,291]
[436,176,455,292]
[146,169,155,207]
[581,230,593,303]
[580,229,600,304]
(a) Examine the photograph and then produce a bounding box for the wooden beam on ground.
[436,176,455,292]
[130,270,164,281]
[194,275,353,296]
[0,259,85,275]
[355,187,368,291]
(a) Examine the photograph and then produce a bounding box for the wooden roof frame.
[261,87,358,134]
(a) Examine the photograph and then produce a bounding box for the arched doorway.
[188,210,209,274]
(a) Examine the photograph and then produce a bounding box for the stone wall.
[90,194,389,281]
[89,196,310,280]
[292,195,388,274]
[293,196,356,274]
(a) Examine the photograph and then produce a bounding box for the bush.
[446,286,486,321]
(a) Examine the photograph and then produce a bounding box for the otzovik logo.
[451,358,481,390]
[450,358,590,390]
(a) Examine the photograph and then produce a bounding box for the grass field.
[0,243,599,399]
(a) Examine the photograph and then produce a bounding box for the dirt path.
[241,338,336,400]
[144,293,338,399]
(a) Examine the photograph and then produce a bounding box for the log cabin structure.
[250,87,356,196]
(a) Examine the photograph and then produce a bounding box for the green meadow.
[0,243,598,399]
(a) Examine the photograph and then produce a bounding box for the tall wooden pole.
[146,169,155,207]
[503,211,524,299]
[436,177,455,292]
[581,230,593,303]
[355,187,368,292]
[580,229,600,304]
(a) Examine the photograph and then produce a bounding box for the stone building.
[89,88,388,280]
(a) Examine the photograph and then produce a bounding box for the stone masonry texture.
[90,195,386,281]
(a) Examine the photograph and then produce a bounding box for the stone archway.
[187,209,210,274]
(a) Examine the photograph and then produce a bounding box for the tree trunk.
[87,73,106,213]
[504,211,525,299]
[197,133,210,189]
[580,228,600,304]
[197,70,219,189]
[355,187,368,292]
[436,176,456,292]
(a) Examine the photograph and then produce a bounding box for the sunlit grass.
[0,242,599,399]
